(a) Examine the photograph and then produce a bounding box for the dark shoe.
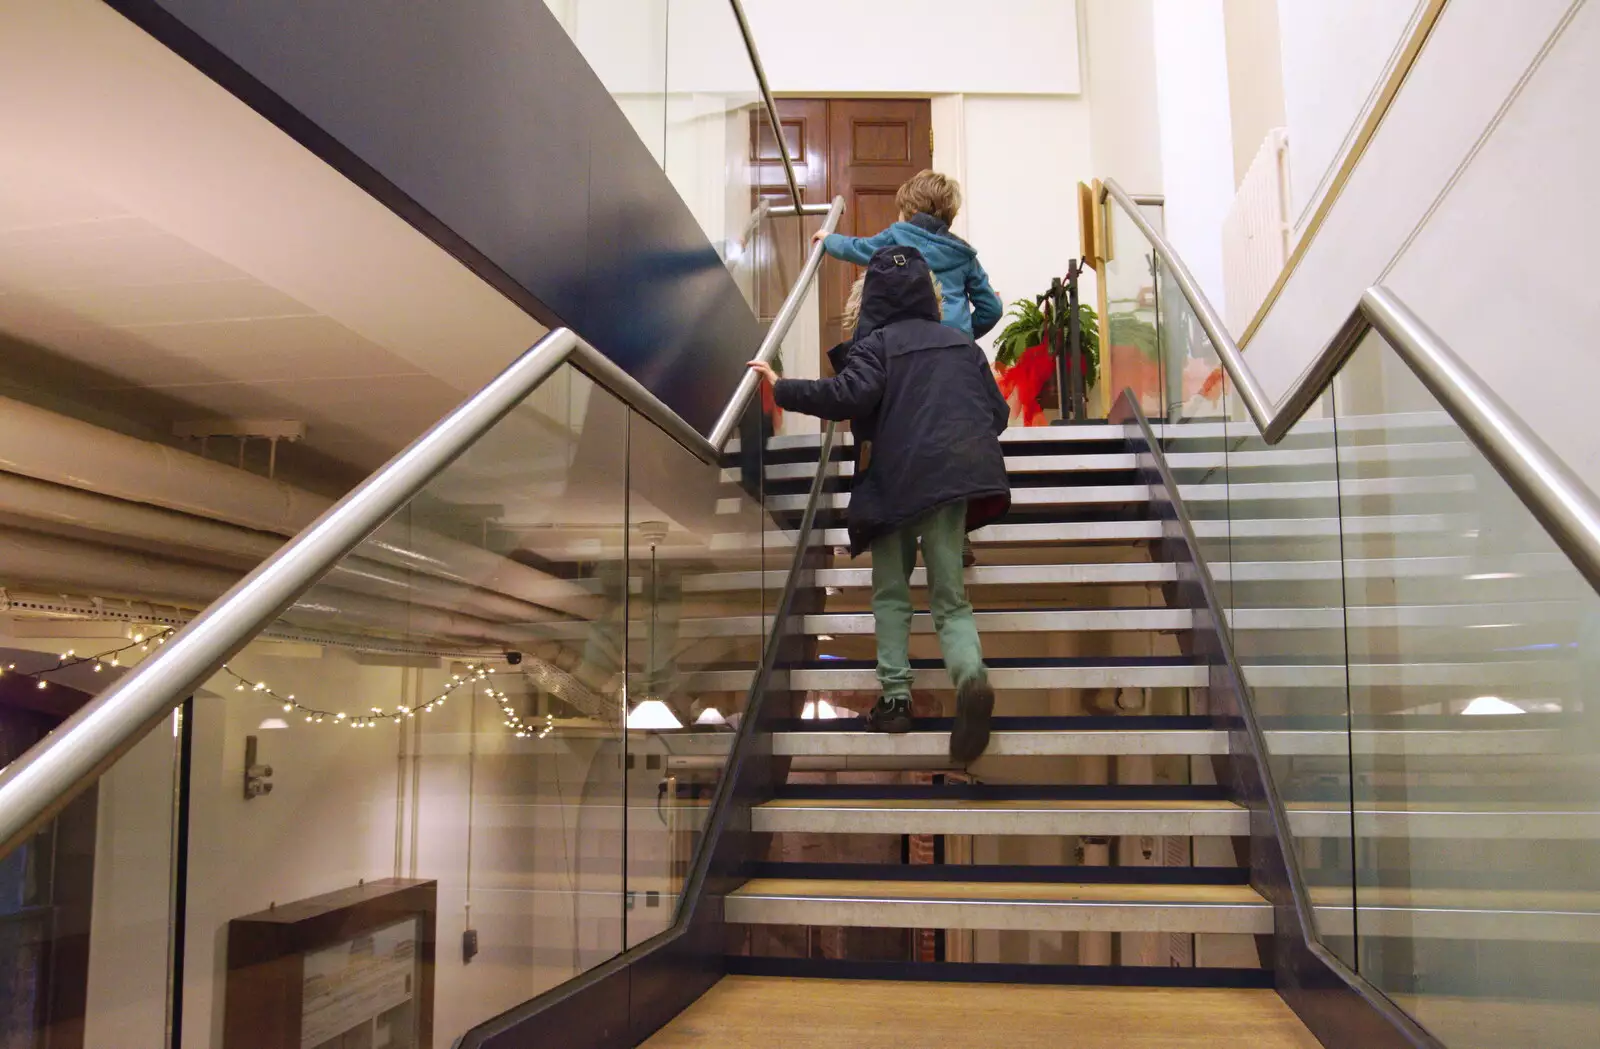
[951,678,995,762]
[864,695,913,734]
[962,537,977,567]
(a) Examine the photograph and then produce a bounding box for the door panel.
[760,99,932,361]
[823,99,932,351]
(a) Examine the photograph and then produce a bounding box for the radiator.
[1221,128,1290,335]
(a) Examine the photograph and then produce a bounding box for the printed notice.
[301,917,418,1049]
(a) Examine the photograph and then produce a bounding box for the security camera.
[505,651,523,666]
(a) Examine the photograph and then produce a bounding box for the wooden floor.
[639,976,1321,1049]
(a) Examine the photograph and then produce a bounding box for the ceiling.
[0,0,549,488]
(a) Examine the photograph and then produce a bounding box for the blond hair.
[896,169,962,224]
[840,270,943,336]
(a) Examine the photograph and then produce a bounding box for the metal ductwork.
[0,527,539,649]
[0,397,596,619]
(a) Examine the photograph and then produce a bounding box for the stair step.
[771,727,1228,759]
[1311,887,1600,942]
[682,561,1178,593]
[710,513,1469,552]
[748,862,1252,885]
[764,485,1150,513]
[724,878,1273,935]
[801,607,1190,635]
[758,475,1474,514]
[731,443,1471,485]
[733,414,1453,455]
[674,554,1572,593]
[687,658,1207,693]
[520,607,1193,643]
[1289,803,1600,839]
[750,798,1249,837]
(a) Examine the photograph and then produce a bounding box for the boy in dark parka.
[748,245,1010,762]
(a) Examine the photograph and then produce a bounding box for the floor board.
[639,976,1321,1048]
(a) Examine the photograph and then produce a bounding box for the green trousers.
[870,500,987,699]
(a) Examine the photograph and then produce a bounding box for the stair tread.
[758,798,1244,812]
[731,878,1268,907]
[772,728,1227,758]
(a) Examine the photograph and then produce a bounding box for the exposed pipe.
[0,473,573,625]
[0,528,531,648]
[0,394,325,533]
[0,413,595,617]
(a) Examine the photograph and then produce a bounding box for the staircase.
[679,412,1594,1000]
[707,423,1277,983]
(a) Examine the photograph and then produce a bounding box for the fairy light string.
[0,631,546,737]
[0,626,177,691]
[219,661,516,729]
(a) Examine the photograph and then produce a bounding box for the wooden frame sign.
[223,878,437,1049]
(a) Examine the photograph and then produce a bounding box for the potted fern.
[992,298,1100,425]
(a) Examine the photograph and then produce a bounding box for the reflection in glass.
[624,399,768,945]
[0,695,179,1047]
[1333,333,1600,1049]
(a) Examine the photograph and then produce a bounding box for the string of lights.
[0,628,550,738]
[219,661,511,729]
[0,627,178,691]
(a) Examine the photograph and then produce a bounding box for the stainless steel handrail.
[708,194,845,450]
[769,203,836,217]
[1100,176,1600,595]
[729,0,803,211]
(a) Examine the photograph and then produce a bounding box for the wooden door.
[761,99,933,358]
[822,99,932,350]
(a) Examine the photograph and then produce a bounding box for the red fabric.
[760,376,782,429]
[993,343,1085,426]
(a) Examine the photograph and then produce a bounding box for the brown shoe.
[950,678,994,762]
[962,537,977,567]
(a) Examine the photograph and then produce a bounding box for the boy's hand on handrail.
[747,360,779,386]
[811,228,829,246]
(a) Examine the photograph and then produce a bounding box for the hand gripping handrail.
[0,192,845,859]
[1100,177,1600,596]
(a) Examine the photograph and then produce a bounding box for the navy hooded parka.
[773,245,1011,555]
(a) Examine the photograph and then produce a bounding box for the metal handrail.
[0,190,845,858]
[709,195,845,449]
[1100,177,1600,595]
[729,0,803,212]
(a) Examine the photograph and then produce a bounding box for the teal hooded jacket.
[822,213,1004,338]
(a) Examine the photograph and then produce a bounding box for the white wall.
[554,0,1079,98]
[1223,0,1287,187]
[1247,0,1600,491]
[1083,0,1165,195]
[960,96,1097,360]
[1276,0,1430,236]
[180,650,406,1048]
[745,0,1080,96]
[1152,0,1235,311]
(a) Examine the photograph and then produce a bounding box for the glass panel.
[1101,199,1163,420]
[1334,333,1600,1048]
[0,643,180,1049]
[1149,254,1357,967]
[623,398,769,945]
[663,0,775,297]
[542,0,669,164]
[179,364,631,1046]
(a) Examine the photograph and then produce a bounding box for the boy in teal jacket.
[814,170,1003,339]
[815,170,1003,566]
